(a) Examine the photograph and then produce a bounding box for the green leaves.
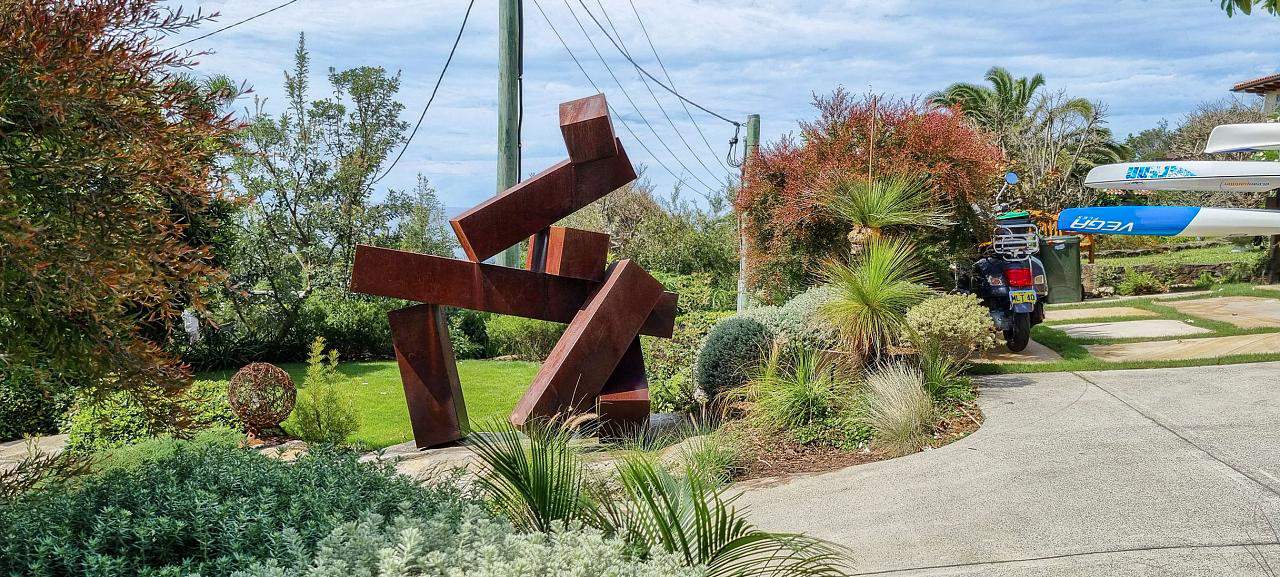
[819,237,932,358]
[468,422,853,577]
[823,172,948,234]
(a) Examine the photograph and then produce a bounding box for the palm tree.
[930,66,1047,148]
[819,237,932,358]
[822,172,949,254]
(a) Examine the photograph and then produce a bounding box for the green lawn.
[971,283,1280,374]
[1094,243,1260,268]
[198,359,538,449]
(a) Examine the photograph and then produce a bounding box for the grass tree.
[819,237,932,359]
[823,172,948,255]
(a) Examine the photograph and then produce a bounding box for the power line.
[584,0,728,188]
[529,0,706,197]
[625,0,732,174]
[559,0,719,196]
[572,2,740,127]
[372,0,477,185]
[166,0,303,50]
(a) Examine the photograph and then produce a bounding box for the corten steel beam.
[350,245,676,337]
[596,337,650,437]
[450,140,637,263]
[510,260,663,427]
[388,304,467,448]
[524,226,610,281]
[560,94,618,164]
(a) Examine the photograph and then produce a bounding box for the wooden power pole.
[736,113,760,312]
[496,0,523,268]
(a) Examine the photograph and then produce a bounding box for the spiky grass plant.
[819,237,932,358]
[749,344,852,432]
[862,363,937,457]
[824,172,948,249]
[466,420,603,532]
[469,422,853,576]
[917,337,975,405]
[614,457,852,577]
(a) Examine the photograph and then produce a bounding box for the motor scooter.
[954,173,1049,352]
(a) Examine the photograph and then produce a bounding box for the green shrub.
[448,308,489,360]
[0,367,71,441]
[653,271,736,313]
[904,294,998,359]
[748,345,864,448]
[235,511,701,577]
[485,315,565,360]
[917,338,975,405]
[694,315,773,397]
[64,380,241,452]
[1116,269,1168,296]
[289,338,359,446]
[767,286,842,351]
[0,438,475,577]
[308,295,399,360]
[861,363,936,457]
[645,310,732,413]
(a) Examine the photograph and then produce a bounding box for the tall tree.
[0,0,236,397]
[1221,0,1280,15]
[226,34,409,351]
[931,67,1128,213]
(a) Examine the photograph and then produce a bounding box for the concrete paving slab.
[977,340,1062,364]
[1167,296,1280,329]
[1055,319,1211,339]
[0,434,67,469]
[736,363,1280,575]
[1044,306,1158,322]
[1073,290,1212,304]
[1087,332,1280,362]
[1254,284,1280,292]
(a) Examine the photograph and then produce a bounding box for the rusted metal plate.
[510,260,663,427]
[388,304,467,448]
[560,94,617,164]
[351,245,675,337]
[526,226,609,281]
[449,141,636,263]
[596,337,650,437]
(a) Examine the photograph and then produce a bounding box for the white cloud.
[166,0,1280,205]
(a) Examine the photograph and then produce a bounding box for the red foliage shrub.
[735,89,1005,303]
[0,0,237,400]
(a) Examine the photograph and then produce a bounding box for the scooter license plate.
[1009,289,1037,307]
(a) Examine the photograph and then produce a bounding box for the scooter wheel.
[1004,313,1032,352]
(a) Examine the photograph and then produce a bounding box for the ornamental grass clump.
[862,363,937,457]
[819,237,931,358]
[747,344,860,447]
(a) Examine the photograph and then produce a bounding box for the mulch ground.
[729,400,984,482]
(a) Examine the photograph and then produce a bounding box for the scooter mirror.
[1005,172,1019,185]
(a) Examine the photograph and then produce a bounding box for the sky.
[162,0,1280,208]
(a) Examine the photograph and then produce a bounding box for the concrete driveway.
[737,362,1280,575]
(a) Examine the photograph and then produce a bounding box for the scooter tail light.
[1006,267,1033,287]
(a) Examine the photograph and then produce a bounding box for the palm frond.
[466,420,602,532]
[614,457,853,577]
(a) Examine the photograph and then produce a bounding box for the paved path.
[738,362,1280,575]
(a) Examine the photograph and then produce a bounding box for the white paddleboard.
[1084,161,1280,192]
[1204,123,1280,154]
[1059,205,1280,237]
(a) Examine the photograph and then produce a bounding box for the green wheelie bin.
[1038,235,1083,304]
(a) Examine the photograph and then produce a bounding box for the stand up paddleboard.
[1059,206,1280,237]
[1084,161,1280,193]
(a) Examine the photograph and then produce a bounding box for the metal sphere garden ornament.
[228,362,297,433]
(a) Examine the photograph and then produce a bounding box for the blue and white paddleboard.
[1204,123,1280,154]
[1058,206,1280,237]
[1083,161,1280,192]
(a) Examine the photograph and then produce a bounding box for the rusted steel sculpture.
[350,94,677,448]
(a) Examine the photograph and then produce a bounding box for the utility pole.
[736,113,760,312]
[496,0,523,267]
